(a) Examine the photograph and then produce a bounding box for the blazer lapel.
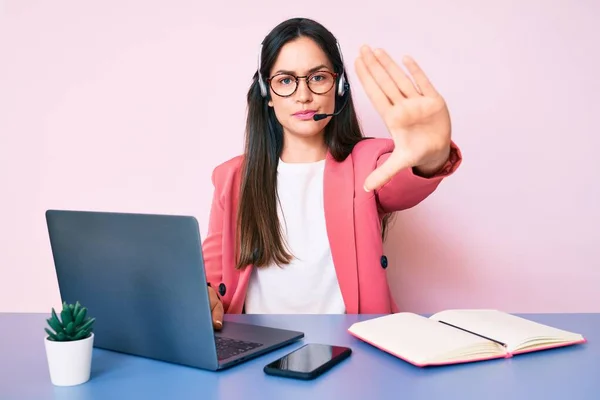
[323,152,359,313]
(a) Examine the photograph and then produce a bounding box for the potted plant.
[44,301,96,386]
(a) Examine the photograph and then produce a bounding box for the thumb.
[364,150,411,192]
[212,300,224,331]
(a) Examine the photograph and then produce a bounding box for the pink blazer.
[202,138,462,314]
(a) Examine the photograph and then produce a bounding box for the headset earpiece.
[337,73,348,97]
[335,41,348,97]
[259,77,268,98]
[257,43,268,97]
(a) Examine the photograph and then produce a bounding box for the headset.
[257,40,350,103]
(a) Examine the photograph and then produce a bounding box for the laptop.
[44,209,304,371]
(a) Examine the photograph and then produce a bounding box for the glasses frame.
[266,70,339,98]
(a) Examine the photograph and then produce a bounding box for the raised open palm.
[354,45,452,191]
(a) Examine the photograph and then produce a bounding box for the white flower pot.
[44,332,94,386]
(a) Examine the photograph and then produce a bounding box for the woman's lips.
[293,110,317,120]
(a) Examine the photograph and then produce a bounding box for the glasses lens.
[308,71,335,94]
[270,74,297,96]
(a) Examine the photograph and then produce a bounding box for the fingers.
[356,45,438,100]
[372,49,422,98]
[358,45,404,104]
[364,150,413,192]
[208,286,224,330]
[355,56,392,118]
[401,55,438,97]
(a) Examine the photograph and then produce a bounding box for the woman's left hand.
[354,45,452,192]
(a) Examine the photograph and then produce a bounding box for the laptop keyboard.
[215,336,263,361]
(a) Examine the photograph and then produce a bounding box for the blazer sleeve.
[375,140,462,214]
[202,166,225,288]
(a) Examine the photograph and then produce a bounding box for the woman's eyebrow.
[273,64,330,75]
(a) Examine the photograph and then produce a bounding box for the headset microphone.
[312,84,350,121]
[312,113,331,121]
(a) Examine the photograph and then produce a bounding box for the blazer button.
[218,283,227,297]
[380,255,388,269]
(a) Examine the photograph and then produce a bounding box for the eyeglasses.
[267,71,338,97]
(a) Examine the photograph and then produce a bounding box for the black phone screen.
[264,343,351,378]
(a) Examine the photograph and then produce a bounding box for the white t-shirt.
[244,157,346,314]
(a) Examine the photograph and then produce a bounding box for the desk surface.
[1,313,597,400]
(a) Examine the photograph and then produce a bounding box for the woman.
[203,17,462,329]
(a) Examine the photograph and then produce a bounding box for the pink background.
[1,1,598,313]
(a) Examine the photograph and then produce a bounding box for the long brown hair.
[236,17,392,269]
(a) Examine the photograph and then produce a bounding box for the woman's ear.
[268,99,273,107]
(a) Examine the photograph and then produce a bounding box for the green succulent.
[45,301,95,342]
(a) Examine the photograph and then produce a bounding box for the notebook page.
[348,312,505,365]
[429,309,584,352]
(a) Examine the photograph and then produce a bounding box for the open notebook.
[347,309,586,367]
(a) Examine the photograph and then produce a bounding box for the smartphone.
[263,343,352,380]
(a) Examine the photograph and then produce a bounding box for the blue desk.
[1,313,596,399]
